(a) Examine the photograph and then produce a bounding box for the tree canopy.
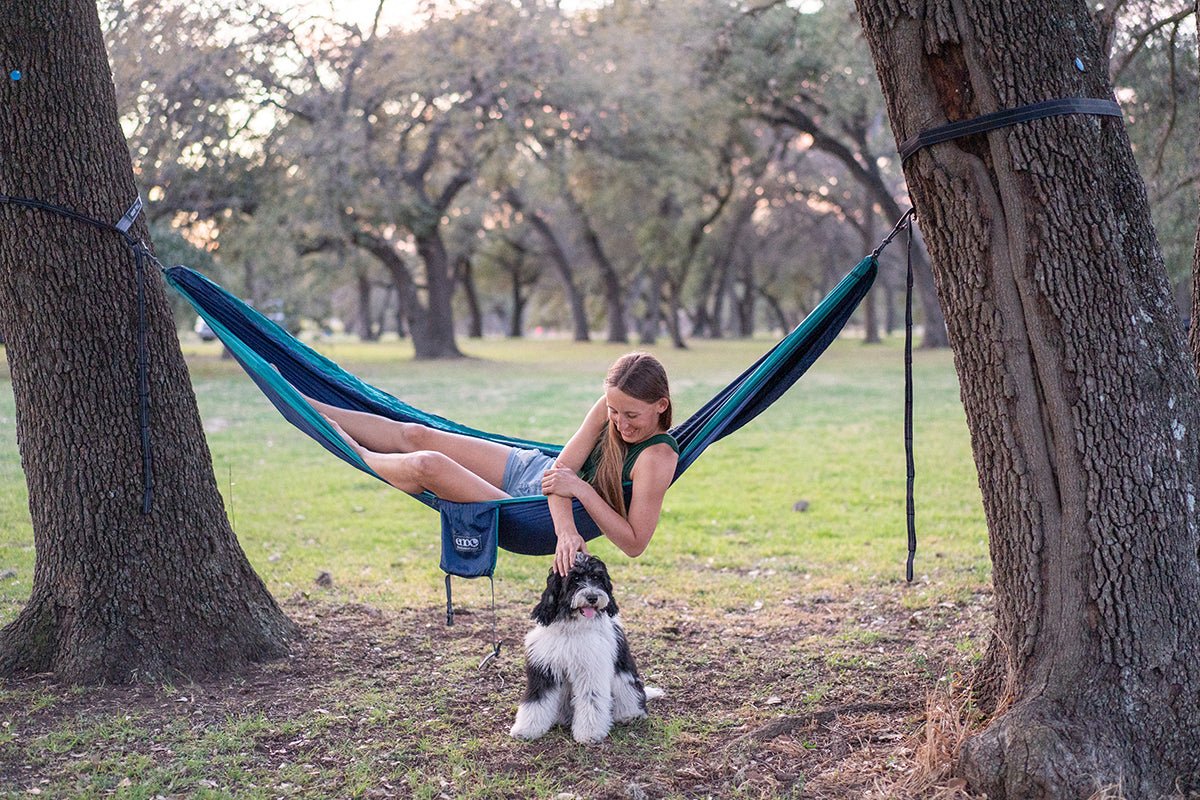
[95,0,1195,355]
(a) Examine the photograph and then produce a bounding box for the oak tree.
[0,0,298,684]
[856,1,1200,797]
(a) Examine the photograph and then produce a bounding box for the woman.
[310,353,679,576]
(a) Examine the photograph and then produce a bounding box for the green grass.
[0,333,990,799]
[0,334,987,624]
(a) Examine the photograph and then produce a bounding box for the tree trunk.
[663,281,687,350]
[561,188,627,344]
[455,254,484,339]
[356,270,378,341]
[736,254,755,338]
[412,230,463,359]
[0,0,298,685]
[857,1,1200,797]
[1190,9,1200,386]
[508,273,526,338]
[695,193,757,338]
[861,200,881,344]
[504,189,590,342]
[353,229,424,350]
[638,266,667,346]
[759,288,790,335]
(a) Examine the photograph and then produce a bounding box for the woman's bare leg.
[369,452,511,504]
[308,398,512,490]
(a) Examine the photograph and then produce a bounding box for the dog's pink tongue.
[582,607,596,619]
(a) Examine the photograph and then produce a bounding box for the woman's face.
[605,386,669,444]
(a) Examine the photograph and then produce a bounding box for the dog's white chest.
[524,616,620,675]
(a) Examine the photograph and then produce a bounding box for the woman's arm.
[554,396,608,471]
[545,397,608,575]
[547,493,585,576]
[542,441,677,564]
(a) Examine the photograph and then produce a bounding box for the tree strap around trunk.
[899,97,1123,163]
[872,210,919,582]
[891,98,1122,577]
[0,193,155,513]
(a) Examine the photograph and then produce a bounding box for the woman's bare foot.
[324,415,367,458]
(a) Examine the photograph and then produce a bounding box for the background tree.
[0,0,298,683]
[1103,2,1198,313]
[856,0,1200,797]
[92,0,1197,351]
[704,0,947,347]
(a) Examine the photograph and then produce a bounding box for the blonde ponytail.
[593,422,630,518]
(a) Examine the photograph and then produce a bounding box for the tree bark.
[1190,8,1200,387]
[857,1,1200,797]
[0,0,298,684]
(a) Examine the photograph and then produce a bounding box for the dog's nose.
[585,593,599,605]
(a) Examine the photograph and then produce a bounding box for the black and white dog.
[509,553,656,744]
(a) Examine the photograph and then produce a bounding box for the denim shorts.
[502,447,557,497]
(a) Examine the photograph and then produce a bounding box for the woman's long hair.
[593,353,672,518]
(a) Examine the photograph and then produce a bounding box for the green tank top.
[578,428,679,484]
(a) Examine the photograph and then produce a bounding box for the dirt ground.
[1,586,992,799]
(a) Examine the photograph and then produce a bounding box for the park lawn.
[0,334,992,799]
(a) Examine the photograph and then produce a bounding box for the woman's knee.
[396,422,436,452]
[404,450,453,485]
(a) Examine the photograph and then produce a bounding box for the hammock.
[164,254,877,558]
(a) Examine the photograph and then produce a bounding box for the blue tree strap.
[0,194,155,513]
[134,239,154,513]
[899,98,1123,163]
[903,215,916,582]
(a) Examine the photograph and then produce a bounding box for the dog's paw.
[644,686,664,701]
[570,719,612,744]
[509,723,544,740]
[571,729,609,744]
[612,707,647,724]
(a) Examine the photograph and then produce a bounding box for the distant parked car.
[194,317,216,342]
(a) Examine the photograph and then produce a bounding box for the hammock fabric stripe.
[164,254,877,556]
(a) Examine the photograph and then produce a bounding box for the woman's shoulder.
[646,431,679,453]
[629,434,679,474]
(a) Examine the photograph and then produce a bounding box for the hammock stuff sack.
[164,254,878,562]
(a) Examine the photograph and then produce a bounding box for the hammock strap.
[444,574,502,668]
[899,97,1122,163]
[903,214,917,582]
[0,194,155,513]
[134,234,155,513]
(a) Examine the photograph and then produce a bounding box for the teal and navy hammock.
[164,254,878,558]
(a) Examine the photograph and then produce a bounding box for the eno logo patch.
[455,535,482,552]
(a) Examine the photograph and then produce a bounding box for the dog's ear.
[531,569,562,625]
[595,561,618,617]
[604,590,618,617]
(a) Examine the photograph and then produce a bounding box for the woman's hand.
[541,467,585,499]
[553,524,588,576]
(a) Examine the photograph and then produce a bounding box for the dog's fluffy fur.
[509,554,655,743]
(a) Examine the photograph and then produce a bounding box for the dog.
[509,553,657,744]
